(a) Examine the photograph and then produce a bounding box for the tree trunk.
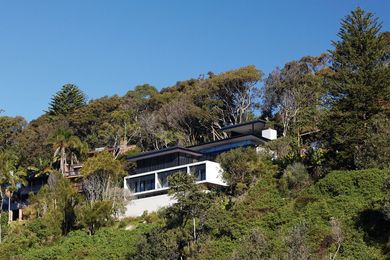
[60,146,66,175]
[8,192,12,223]
[193,218,196,242]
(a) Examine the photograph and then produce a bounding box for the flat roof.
[126,146,203,161]
[189,134,267,152]
[220,119,267,134]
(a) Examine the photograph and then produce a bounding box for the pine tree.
[48,84,87,116]
[324,7,390,169]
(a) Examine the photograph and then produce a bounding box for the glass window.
[158,168,187,188]
[190,164,206,181]
[200,140,256,154]
[128,174,155,193]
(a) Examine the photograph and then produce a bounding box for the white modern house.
[123,120,277,217]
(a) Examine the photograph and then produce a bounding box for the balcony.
[124,160,226,197]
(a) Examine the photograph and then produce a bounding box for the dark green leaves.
[48,84,87,116]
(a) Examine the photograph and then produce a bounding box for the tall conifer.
[324,7,390,169]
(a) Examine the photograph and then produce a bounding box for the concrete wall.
[124,194,176,217]
[205,161,226,186]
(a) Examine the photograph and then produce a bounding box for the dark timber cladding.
[127,147,202,174]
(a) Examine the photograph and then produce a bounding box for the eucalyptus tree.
[263,55,328,139]
[194,65,262,140]
[77,151,127,234]
[0,116,27,151]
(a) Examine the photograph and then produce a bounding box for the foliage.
[48,84,87,116]
[0,115,27,151]
[81,151,127,207]
[322,7,390,169]
[279,162,310,196]
[217,147,276,195]
[354,114,390,169]
[47,127,88,174]
[263,55,327,138]
[0,7,389,259]
[130,227,183,260]
[81,150,125,179]
[27,172,79,237]
[231,228,271,259]
[75,200,114,235]
[285,222,310,260]
[18,224,155,260]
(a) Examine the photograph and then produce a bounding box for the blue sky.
[0,1,389,121]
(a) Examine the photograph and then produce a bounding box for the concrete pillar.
[8,210,13,223]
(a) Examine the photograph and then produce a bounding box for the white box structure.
[262,128,277,140]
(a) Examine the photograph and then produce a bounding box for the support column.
[8,210,13,223]
[19,208,23,221]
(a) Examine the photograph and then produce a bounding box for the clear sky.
[0,0,389,121]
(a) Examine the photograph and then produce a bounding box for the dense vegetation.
[0,7,389,259]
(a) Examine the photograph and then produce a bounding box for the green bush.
[20,224,155,259]
[217,147,276,196]
[279,162,310,196]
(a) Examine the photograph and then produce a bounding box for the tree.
[329,217,344,260]
[46,128,87,175]
[164,173,212,257]
[9,115,55,169]
[0,116,27,151]
[75,200,114,235]
[27,172,79,236]
[323,7,390,169]
[285,222,310,260]
[263,55,327,139]
[0,152,27,222]
[76,151,127,234]
[48,84,86,116]
[217,148,276,196]
[80,151,125,202]
[195,66,262,140]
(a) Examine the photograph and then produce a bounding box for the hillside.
[2,168,387,259]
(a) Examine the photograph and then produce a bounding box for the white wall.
[205,161,226,186]
[122,160,227,217]
[124,194,176,217]
[262,128,277,140]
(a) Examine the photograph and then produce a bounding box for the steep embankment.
[14,169,389,259]
[199,169,389,259]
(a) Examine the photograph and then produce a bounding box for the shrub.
[75,200,114,235]
[217,148,276,196]
[232,228,271,259]
[279,162,310,195]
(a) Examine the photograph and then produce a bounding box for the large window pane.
[190,164,206,181]
[158,168,187,188]
[128,174,155,193]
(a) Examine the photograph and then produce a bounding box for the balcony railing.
[124,160,226,196]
